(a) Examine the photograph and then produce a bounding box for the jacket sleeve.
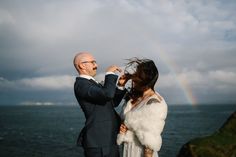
[112,88,127,107]
[75,74,118,103]
[124,99,168,151]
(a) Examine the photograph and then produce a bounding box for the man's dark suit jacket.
[74,74,126,152]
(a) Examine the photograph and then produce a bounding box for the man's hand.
[106,65,122,73]
[117,74,129,87]
[119,123,128,134]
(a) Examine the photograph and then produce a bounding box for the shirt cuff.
[105,72,116,75]
[117,86,125,90]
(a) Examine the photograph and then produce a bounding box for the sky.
[0,0,236,105]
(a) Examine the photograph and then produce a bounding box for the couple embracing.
[73,52,168,157]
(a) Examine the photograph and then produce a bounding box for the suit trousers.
[84,145,120,157]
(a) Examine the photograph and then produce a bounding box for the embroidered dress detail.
[146,98,159,105]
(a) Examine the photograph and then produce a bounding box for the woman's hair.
[124,58,159,103]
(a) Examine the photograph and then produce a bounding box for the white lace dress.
[117,93,168,157]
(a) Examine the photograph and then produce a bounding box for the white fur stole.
[117,94,168,151]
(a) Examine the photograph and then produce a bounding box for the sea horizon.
[0,102,235,106]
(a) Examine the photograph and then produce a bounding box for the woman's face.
[132,80,136,88]
[131,80,142,90]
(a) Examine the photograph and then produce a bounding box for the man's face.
[81,55,98,77]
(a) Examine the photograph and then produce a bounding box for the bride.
[117,58,168,157]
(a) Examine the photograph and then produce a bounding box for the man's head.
[73,52,98,77]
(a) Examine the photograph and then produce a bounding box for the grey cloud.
[0,76,76,105]
[0,0,236,105]
[0,75,74,91]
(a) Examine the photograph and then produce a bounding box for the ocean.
[0,104,235,157]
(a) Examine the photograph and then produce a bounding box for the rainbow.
[151,45,197,105]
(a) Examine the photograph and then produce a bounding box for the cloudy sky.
[0,0,236,105]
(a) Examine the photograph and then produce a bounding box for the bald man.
[73,52,127,157]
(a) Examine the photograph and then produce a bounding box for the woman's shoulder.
[146,92,165,105]
[143,92,168,118]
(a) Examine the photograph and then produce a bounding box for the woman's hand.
[144,147,153,157]
[119,123,128,134]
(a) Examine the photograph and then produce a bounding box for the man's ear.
[78,63,84,70]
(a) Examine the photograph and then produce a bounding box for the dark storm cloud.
[0,0,236,105]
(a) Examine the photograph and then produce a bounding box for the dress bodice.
[120,92,163,121]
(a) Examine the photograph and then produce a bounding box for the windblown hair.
[124,58,159,103]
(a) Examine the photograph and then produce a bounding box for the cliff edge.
[177,111,236,157]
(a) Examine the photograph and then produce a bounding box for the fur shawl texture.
[117,93,168,151]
